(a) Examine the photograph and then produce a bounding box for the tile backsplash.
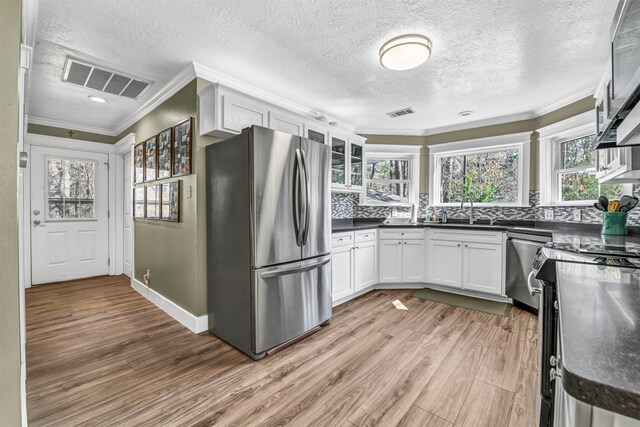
[331,186,640,226]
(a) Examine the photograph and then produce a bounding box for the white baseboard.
[131,278,208,334]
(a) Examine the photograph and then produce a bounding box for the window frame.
[359,144,421,207]
[538,111,631,206]
[428,132,531,207]
[45,155,99,222]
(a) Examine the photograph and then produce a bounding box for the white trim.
[537,111,594,139]
[428,132,531,207]
[365,144,421,154]
[112,63,198,136]
[28,116,116,136]
[131,278,208,334]
[25,132,116,153]
[427,131,532,154]
[533,87,594,116]
[113,132,136,154]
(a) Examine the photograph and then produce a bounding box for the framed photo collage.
[133,117,192,222]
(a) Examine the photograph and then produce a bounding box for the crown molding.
[192,62,354,131]
[25,132,116,153]
[356,128,429,136]
[532,87,594,117]
[537,110,594,139]
[427,131,532,154]
[28,115,116,136]
[112,62,198,136]
[113,132,136,154]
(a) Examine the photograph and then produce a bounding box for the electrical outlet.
[572,209,582,222]
[544,209,554,220]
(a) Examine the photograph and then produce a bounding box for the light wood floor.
[26,275,539,426]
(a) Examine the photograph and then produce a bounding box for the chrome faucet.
[460,197,474,224]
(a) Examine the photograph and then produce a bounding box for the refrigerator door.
[300,137,331,260]
[251,127,303,267]
[252,255,332,354]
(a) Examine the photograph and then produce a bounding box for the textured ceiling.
[29,0,618,135]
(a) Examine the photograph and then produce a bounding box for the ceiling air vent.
[386,107,415,118]
[62,57,152,100]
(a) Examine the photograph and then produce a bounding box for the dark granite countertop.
[555,261,640,419]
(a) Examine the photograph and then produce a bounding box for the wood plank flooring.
[26,275,539,426]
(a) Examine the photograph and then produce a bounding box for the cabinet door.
[429,240,463,288]
[402,240,425,282]
[349,139,364,190]
[354,241,376,291]
[221,92,268,134]
[331,246,353,302]
[268,111,303,136]
[304,122,328,145]
[378,240,402,283]
[463,242,503,295]
[329,132,348,188]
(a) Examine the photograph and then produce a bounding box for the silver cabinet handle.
[457,243,461,247]
[397,241,402,245]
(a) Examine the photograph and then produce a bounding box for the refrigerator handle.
[300,148,311,245]
[259,256,330,279]
[293,149,302,246]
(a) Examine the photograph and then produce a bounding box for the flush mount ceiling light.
[88,95,106,103]
[379,34,432,71]
[458,110,474,116]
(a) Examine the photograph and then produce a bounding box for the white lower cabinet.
[331,230,377,303]
[354,241,377,291]
[429,240,463,288]
[427,230,505,297]
[462,242,503,294]
[401,240,426,282]
[331,244,354,301]
[378,240,402,283]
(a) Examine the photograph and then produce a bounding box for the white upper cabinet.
[268,111,304,136]
[329,130,365,192]
[198,83,365,151]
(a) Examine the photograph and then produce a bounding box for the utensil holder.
[601,212,628,236]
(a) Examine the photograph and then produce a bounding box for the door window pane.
[47,158,96,219]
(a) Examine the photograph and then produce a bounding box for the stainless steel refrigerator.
[206,126,332,359]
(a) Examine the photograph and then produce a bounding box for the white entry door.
[30,146,109,284]
[123,151,133,278]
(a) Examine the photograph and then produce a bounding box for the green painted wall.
[0,0,23,424]
[363,96,595,193]
[27,123,117,144]
[122,79,214,316]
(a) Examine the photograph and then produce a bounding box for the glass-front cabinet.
[329,130,365,191]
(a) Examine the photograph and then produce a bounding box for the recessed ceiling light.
[88,95,106,103]
[458,110,473,116]
[379,34,432,71]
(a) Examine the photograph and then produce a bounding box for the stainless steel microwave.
[595,0,640,148]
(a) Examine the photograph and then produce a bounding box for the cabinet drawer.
[355,229,377,243]
[429,228,503,244]
[332,232,354,248]
[379,228,424,240]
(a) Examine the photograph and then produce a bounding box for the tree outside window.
[365,158,411,204]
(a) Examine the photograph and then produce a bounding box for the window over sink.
[361,145,420,206]
[429,132,531,207]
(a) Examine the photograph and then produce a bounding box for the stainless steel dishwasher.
[506,230,552,310]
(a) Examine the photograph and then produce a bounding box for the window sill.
[358,203,414,208]
[429,204,531,208]
[537,202,597,207]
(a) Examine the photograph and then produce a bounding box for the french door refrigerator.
[206,126,332,359]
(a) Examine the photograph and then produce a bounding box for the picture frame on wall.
[146,184,160,219]
[157,128,172,179]
[133,186,145,219]
[161,180,180,222]
[144,135,158,181]
[172,117,193,177]
[134,142,145,184]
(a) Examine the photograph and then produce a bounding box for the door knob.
[33,220,44,226]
